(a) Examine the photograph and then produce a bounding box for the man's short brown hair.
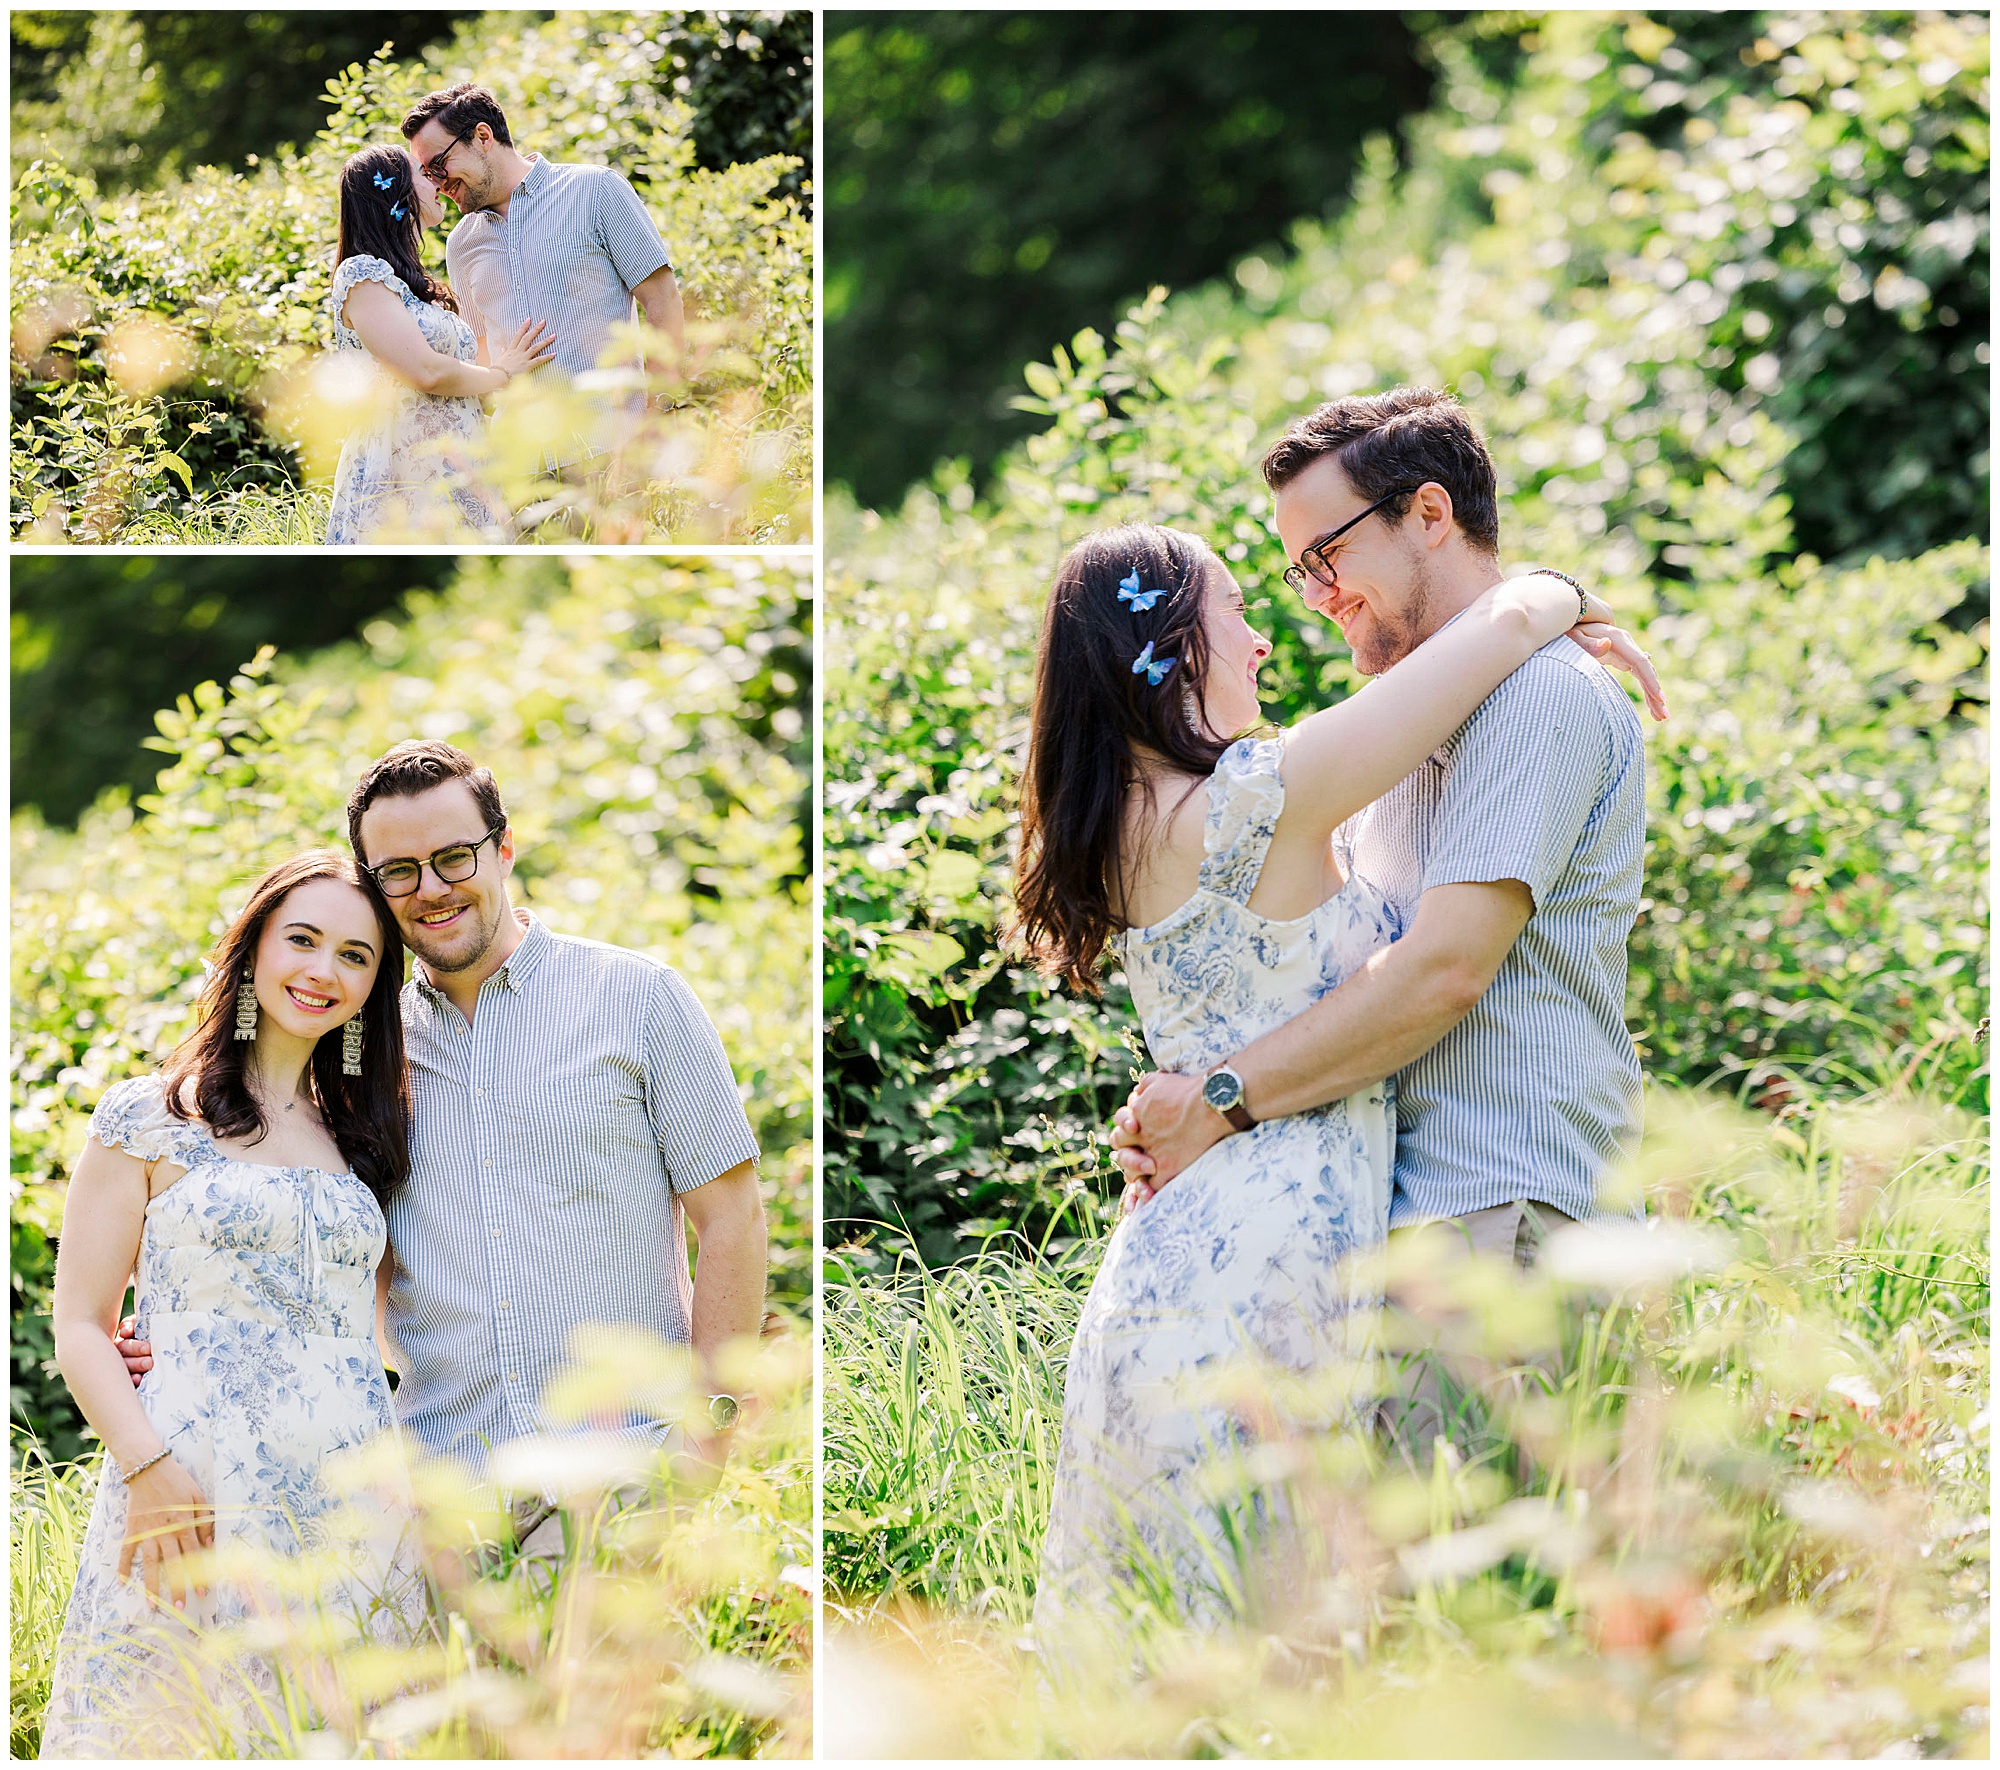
[1262,387,1501,555]
[401,83,513,149]
[347,741,507,864]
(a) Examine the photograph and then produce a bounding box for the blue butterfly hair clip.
[390,202,407,220]
[1117,567,1163,613]
[1131,641,1176,686]
[372,171,397,191]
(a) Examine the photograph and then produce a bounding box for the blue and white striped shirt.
[383,913,758,1468]
[1347,637,1646,1228]
[445,153,674,380]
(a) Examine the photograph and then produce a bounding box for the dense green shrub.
[824,10,1990,1262]
[10,14,812,542]
[827,11,1987,571]
[12,554,812,1458]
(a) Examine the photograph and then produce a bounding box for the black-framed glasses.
[1282,484,1425,594]
[364,823,505,897]
[419,126,474,182]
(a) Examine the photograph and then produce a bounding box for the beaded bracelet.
[117,1447,172,1484]
[1537,567,1591,626]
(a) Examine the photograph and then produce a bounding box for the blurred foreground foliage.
[824,1083,1989,1757]
[10,14,811,543]
[15,1325,812,1758]
[824,9,1990,1267]
[13,554,813,1459]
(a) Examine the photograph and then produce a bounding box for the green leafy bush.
[824,12,1990,1260]
[12,554,812,1457]
[10,14,812,542]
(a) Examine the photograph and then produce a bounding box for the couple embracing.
[1016,387,1669,1630]
[41,742,765,1758]
[326,83,684,543]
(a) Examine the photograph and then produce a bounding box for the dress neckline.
[183,1115,357,1182]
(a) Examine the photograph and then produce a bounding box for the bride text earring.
[234,974,259,1040]
[342,1015,364,1077]
[1181,680,1207,738]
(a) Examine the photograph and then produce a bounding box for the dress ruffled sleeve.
[332,254,411,305]
[86,1075,188,1165]
[1197,736,1287,905]
[330,254,415,344]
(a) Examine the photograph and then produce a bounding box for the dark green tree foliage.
[10,9,811,195]
[673,11,815,202]
[10,556,457,825]
[824,10,1435,507]
[9,10,477,187]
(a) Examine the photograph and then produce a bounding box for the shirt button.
[497,1300,511,1312]
[505,1370,518,1382]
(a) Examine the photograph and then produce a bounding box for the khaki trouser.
[1377,1199,1575,1473]
[480,1483,655,1595]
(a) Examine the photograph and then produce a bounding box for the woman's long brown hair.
[1012,524,1230,995]
[335,143,457,314]
[160,852,411,1205]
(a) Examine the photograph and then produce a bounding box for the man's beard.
[1351,547,1434,675]
[404,896,504,974]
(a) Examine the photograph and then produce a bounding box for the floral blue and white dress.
[1035,736,1402,1633]
[39,1075,426,1760]
[324,252,509,544]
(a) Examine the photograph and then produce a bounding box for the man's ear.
[1412,481,1458,549]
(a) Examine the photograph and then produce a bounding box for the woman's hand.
[118,1454,213,1609]
[490,318,558,380]
[1568,619,1670,722]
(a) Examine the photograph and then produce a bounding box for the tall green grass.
[823,1080,1989,1757]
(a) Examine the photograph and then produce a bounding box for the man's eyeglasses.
[419,126,475,182]
[364,823,505,898]
[1282,485,1425,594]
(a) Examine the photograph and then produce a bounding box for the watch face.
[1202,1069,1242,1112]
[707,1393,741,1431]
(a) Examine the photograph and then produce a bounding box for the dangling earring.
[1180,680,1206,738]
[234,974,259,1041]
[342,1015,365,1077]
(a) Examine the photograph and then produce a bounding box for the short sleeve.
[86,1075,189,1165]
[1422,648,1614,909]
[1198,737,1286,905]
[592,170,674,290]
[642,967,759,1193]
[332,253,412,308]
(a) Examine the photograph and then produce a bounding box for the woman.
[324,142,556,544]
[1014,524,1661,1635]
[41,853,426,1758]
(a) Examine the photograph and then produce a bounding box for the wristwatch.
[705,1392,742,1432]
[1201,1066,1255,1133]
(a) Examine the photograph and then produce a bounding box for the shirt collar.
[514,153,552,201]
[414,908,546,1002]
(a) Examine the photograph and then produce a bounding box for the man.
[122,741,766,1497]
[401,85,685,432]
[1110,387,1649,1451]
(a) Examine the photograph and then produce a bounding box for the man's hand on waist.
[1108,1070,1230,1194]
